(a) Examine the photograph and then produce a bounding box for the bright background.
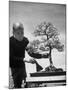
[9,1,66,74]
[0,0,68,90]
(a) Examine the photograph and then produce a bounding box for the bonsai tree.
[32,21,64,66]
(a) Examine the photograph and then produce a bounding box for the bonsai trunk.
[49,47,53,66]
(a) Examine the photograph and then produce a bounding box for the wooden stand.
[26,71,66,87]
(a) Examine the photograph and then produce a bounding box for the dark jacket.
[10,36,29,68]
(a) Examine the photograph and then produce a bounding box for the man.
[10,22,48,88]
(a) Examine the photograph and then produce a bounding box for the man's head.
[13,22,24,41]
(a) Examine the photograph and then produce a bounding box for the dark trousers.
[11,67,27,88]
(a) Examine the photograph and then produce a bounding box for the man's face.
[14,29,24,41]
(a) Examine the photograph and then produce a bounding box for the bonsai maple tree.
[26,21,64,72]
[30,22,64,66]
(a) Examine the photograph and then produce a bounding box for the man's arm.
[10,37,14,67]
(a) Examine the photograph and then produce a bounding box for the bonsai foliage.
[33,22,64,51]
[32,21,64,65]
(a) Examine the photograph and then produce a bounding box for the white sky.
[9,1,66,74]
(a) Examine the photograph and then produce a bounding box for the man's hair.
[13,22,24,32]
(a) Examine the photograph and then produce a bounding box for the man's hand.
[24,58,36,64]
[29,58,36,64]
